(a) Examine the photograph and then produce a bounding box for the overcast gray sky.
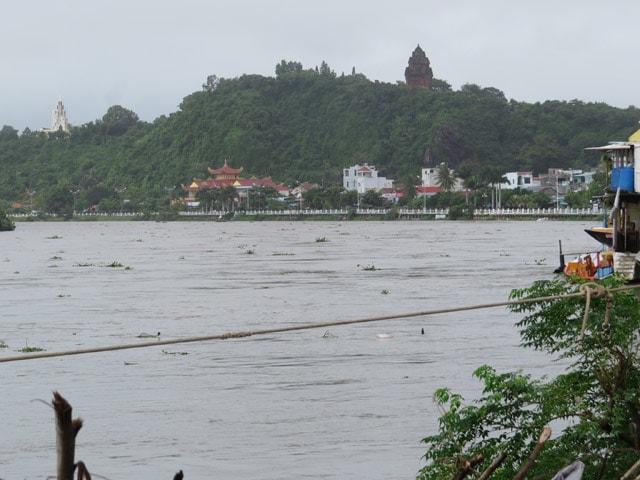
[3,0,639,132]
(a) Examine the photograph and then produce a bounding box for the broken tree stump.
[52,391,84,480]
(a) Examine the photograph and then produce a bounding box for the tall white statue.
[43,99,69,133]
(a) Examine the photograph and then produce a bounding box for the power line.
[2,283,638,363]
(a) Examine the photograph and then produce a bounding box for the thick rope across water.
[2,283,639,363]
[577,282,615,348]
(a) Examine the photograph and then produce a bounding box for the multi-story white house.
[421,166,463,190]
[501,171,534,190]
[343,163,394,193]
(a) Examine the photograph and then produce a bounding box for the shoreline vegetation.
[0,209,15,230]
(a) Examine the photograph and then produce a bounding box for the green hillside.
[1,61,638,214]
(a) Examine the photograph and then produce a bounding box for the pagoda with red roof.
[181,159,288,208]
[207,159,244,180]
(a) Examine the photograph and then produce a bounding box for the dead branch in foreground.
[52,391,83,480]
[51,391,182,480]
[477,452,507,480]
[512,426,551,480]
[452,454,484,480]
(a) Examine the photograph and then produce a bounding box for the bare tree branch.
[477,452,507,480]
[513,426,551,480]
[52,391,83,480]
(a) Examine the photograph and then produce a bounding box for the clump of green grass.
[106,260,123,267]
[272,252,294,256]
[381,289,390,295]
[246,249,255,254]
[316,237,329,243]
[46,235,62,239]
[21,341,44,353]
[74,262,94,267]
[0,341,8,348]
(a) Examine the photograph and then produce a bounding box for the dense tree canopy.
[419,276,640,480]
[0,61,638,214]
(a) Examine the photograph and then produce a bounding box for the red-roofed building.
[181,159,289,207]
[290,182,318,197]
[416,185,442,197]
[380,188,403,203]
[207,160,243,179]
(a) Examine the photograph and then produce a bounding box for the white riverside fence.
[180,207,598,218]
[9,207,599,219]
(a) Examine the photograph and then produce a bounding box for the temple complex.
[43,99,70,133]
[404,45,433,89]
[181,159,289,207]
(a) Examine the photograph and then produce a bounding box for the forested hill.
[1,63,639,212]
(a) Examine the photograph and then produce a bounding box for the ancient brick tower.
[404,45,433,89]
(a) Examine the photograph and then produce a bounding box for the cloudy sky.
[3,0,639,132]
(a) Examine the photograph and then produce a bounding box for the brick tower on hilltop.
[404,45,433,89]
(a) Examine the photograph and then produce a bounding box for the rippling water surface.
[0,220,599,479]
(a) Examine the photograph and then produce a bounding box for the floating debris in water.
[138,332,161,338]
[162,349,188,356]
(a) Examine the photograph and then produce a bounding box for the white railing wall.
[9,207,599,219]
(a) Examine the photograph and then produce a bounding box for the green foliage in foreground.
[0,208,15,231]
[418,276,640,480]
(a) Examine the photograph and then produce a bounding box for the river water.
[0,220,599,480]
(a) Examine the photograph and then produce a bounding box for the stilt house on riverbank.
[585,127,640,279]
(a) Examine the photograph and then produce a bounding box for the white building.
[421,166,463,190]
[343,163,394,193]
[501,171,534,190]
[43,99,70,134]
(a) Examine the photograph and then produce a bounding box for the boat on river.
[560,226,615,280]
[563,250,614,280]
[560,128,640,281]
[584,226,614,246]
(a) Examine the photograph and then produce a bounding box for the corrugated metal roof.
[584,143,631,151]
